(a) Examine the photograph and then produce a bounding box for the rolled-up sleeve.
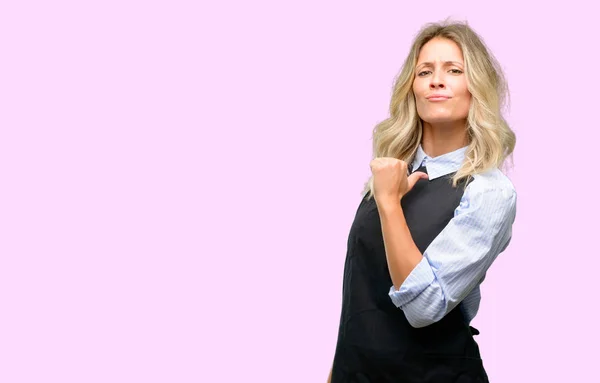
[388,181,517,328]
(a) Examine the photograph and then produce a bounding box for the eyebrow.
[416,61,464,70]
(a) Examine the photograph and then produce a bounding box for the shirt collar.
[410,144,468,180]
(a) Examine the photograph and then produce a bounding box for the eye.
[449,69,463,74]
[417,70,431,77]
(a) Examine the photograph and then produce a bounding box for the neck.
[421,120,469,157]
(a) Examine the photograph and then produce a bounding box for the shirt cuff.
[388,256,436,308]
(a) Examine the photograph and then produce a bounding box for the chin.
[422,114,455,124]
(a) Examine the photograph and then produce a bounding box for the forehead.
[417,37,464,64]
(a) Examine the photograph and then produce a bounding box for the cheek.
[412,82,423,100]
[457,93,472,113]
[456,82,471,105]
[449,82,471,113]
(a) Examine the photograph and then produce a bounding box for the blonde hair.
[363,19,516,198]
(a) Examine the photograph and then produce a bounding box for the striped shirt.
[387,145,517,328]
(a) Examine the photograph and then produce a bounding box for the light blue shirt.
[388,145,517,328]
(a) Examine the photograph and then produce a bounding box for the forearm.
[377,201,423,289]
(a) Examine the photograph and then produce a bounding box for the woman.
[328,20,517,382]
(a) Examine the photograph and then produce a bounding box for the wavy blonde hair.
[363,19,516,198]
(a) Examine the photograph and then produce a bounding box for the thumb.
[407,171,429,191]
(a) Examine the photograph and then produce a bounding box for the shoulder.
[467,167,516,199]
[460,168,517,220]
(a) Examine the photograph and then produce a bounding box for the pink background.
[1,1,597,382]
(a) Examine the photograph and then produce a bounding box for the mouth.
[426,96,451,101]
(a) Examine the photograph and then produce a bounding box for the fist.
[369,157,428,205]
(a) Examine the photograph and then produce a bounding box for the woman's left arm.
[380,181,517,328]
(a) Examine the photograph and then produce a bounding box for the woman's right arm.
[327,366,332,383]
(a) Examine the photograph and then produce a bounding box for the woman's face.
[412,37,471,126]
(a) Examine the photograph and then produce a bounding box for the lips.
[426,95,451,101]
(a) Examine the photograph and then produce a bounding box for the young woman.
[328,20,517,382]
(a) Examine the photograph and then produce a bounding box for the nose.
[430,72,445,89]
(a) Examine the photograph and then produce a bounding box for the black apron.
[331,165,488,382]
